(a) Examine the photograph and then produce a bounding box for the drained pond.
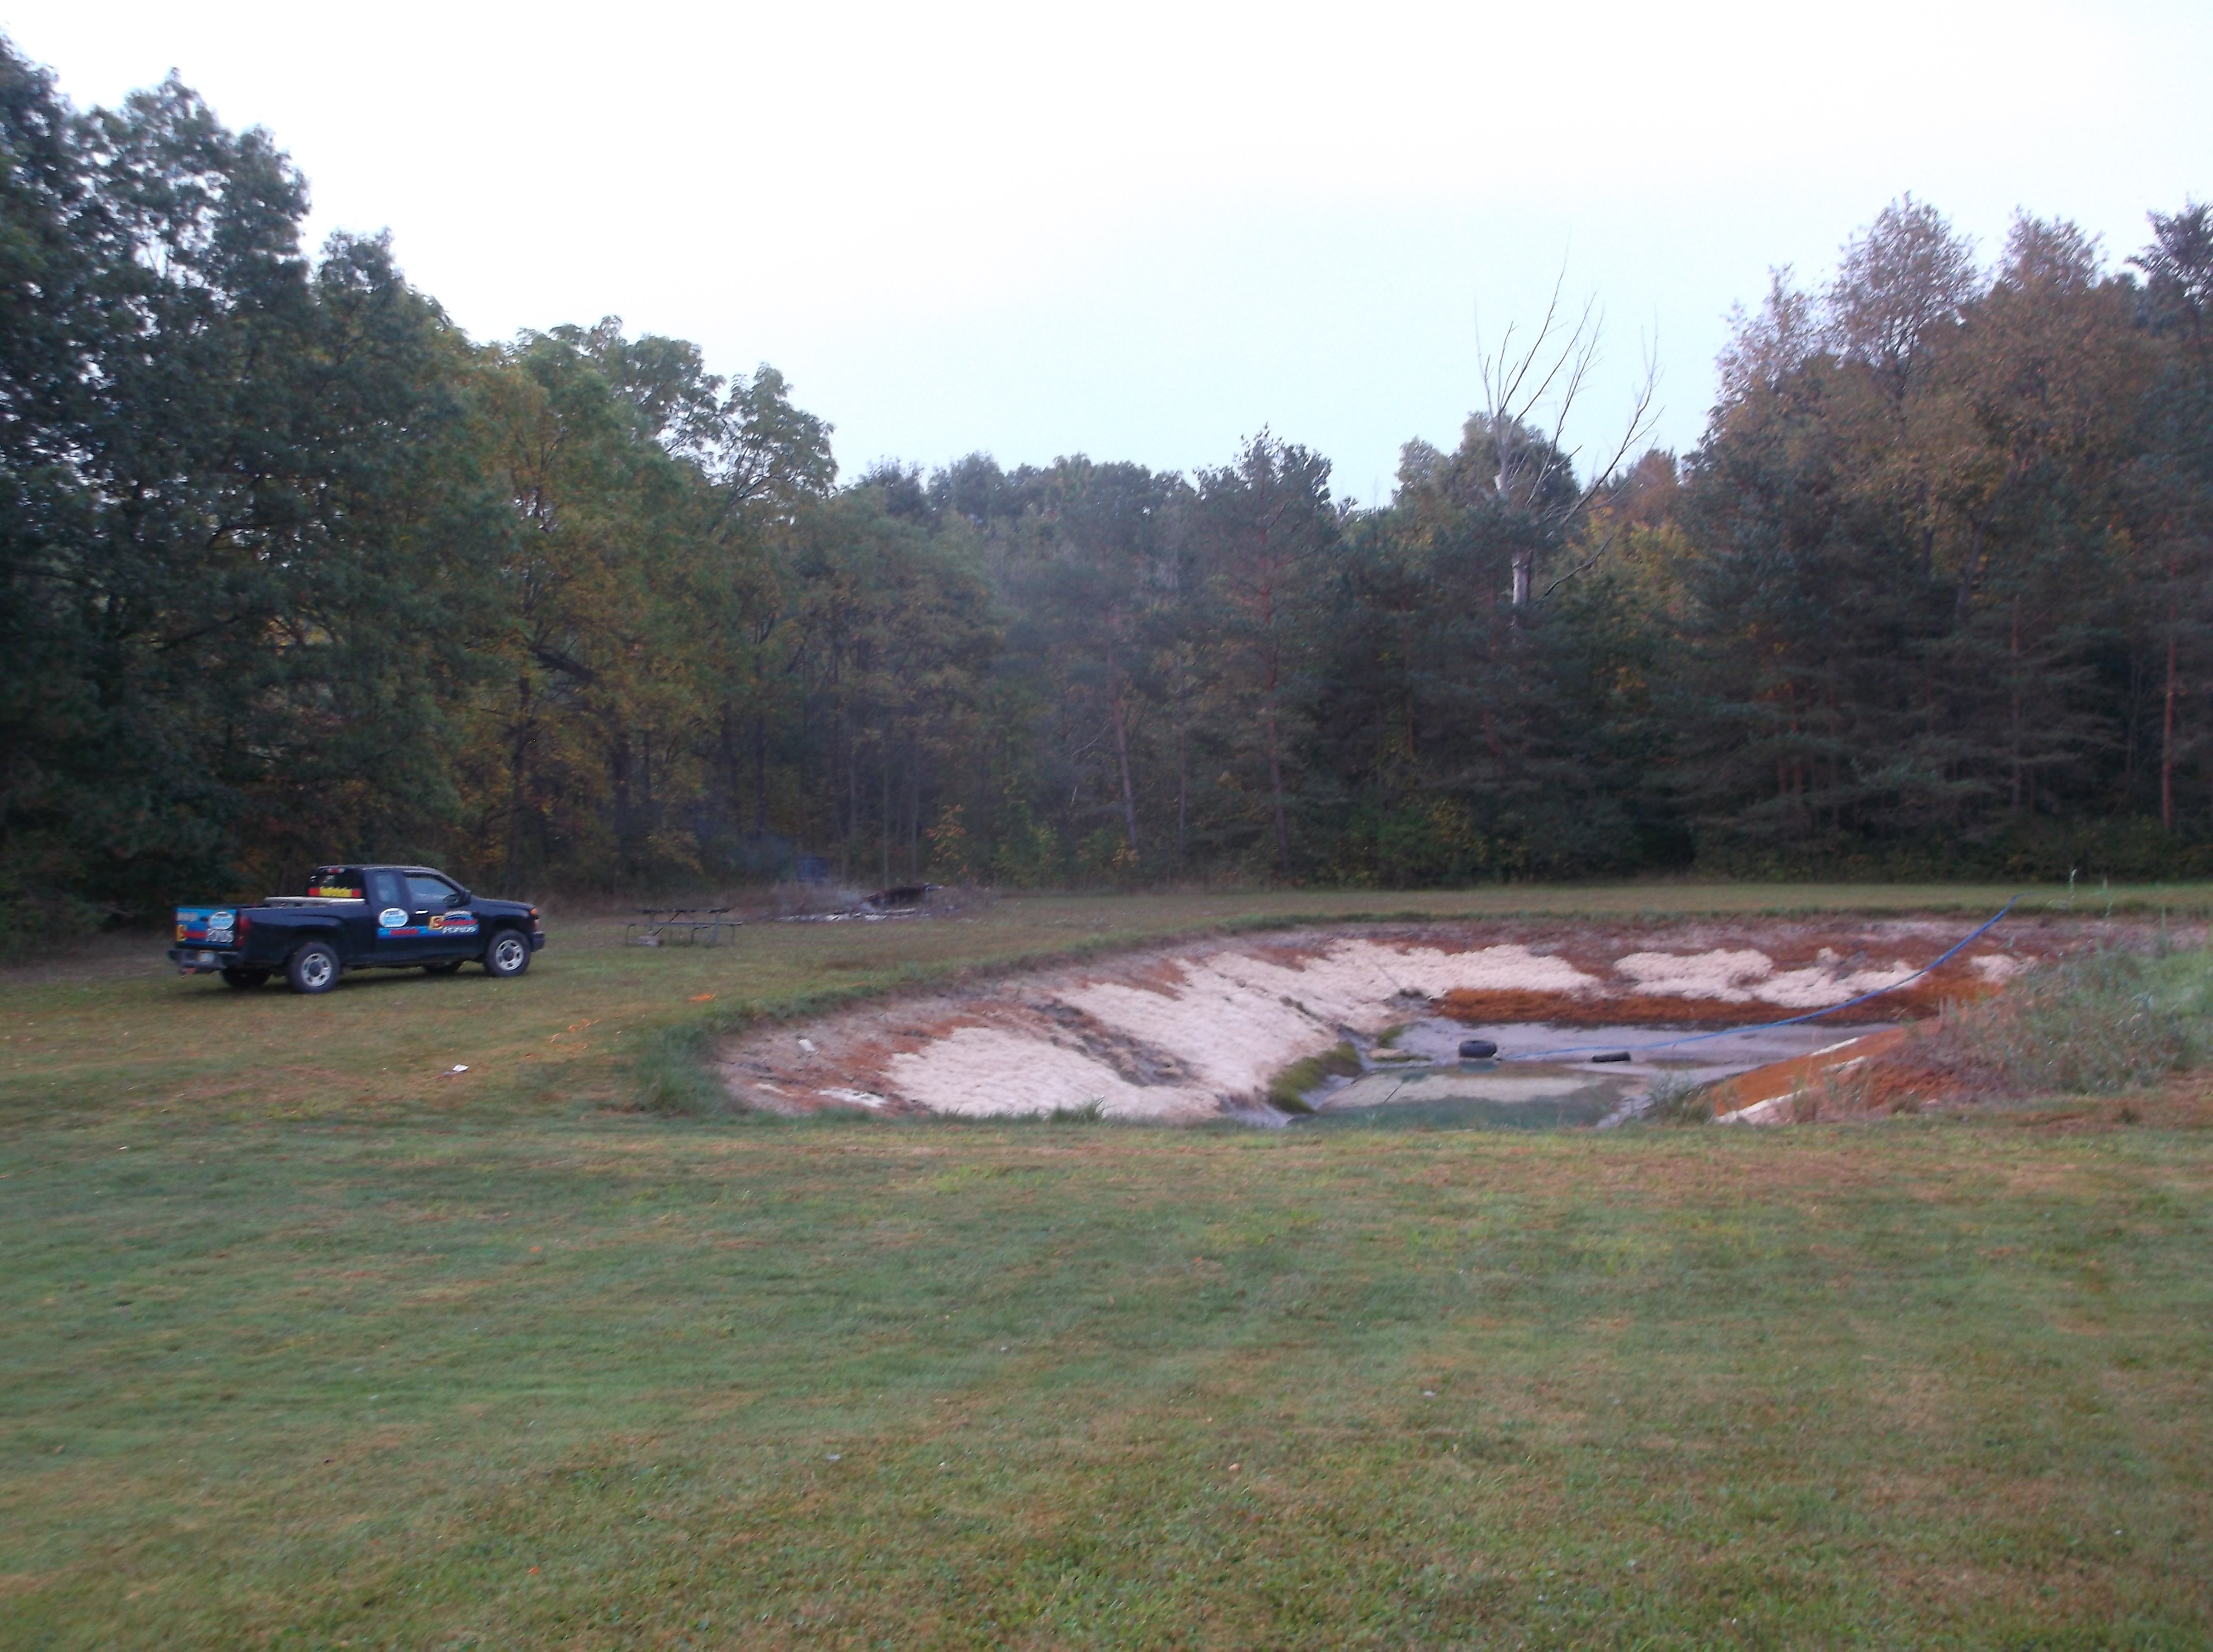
[717,916,2034,1128]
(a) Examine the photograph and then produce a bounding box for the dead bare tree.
[1474,268,1661,605]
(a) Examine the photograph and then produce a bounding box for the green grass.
[3,884,2212,1647]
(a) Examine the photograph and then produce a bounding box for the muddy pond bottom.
[1302,1020,1898,1130]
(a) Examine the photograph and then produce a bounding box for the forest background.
[2,39,2210,933]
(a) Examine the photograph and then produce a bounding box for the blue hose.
[1496,895,2022,1063]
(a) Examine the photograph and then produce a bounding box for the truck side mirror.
[450,889,472,907]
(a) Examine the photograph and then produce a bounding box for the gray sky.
[7,0,2207,502]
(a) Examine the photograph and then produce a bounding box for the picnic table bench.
[625,906,743,946]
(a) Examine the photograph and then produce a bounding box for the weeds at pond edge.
[1911,947,2210,1100]
[1266,1042,1363,1114]
[626,1021,728,1116]
[1640,1069,1713,1125]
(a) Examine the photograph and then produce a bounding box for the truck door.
[404,871,480,961]
[366,868,430,964]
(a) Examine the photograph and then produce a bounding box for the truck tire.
[221,966,271,990]
[484,929,531,979]
[287,940,341,995]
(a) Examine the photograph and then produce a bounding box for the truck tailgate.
[174,906,241,947]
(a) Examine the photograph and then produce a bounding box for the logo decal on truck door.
[378,910,479,938]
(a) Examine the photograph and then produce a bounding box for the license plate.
[197,951,216,964]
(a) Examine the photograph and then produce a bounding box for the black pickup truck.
[170,864,545,994]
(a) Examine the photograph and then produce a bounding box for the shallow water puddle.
[1306,1064,1640,1130]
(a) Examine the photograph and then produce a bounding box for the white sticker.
[378,907,409,928]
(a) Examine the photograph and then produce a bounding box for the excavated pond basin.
[718,915,2047,1127]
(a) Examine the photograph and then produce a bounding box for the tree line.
[2,41,2209,927]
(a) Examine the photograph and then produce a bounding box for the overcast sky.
[7,1,2207,502]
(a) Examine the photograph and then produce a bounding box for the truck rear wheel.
[484,930,531,979]
[287,941,340,995]
[221,966,270,990]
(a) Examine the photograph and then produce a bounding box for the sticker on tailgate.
[175,907,236,945]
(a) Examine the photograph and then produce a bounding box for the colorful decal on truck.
[377,911,480,939]
[311,884,362,899]
[174,907,237,946]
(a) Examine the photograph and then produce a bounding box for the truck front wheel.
[484,930,531,979]
[287,941,341,995]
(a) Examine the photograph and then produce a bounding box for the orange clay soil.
[1433,957,2006,1030]
[1698,1026,1916,1116]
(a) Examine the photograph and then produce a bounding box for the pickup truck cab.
[171,864,545,993]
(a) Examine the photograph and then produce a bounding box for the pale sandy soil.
[717,915,2092,1124]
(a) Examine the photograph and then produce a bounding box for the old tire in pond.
[1458,1038,1498,1059]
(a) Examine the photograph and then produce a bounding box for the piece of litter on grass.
[826,1453,841,1462]
[444,1065,468,1075]
[691,993,716,1002]
[1423,1390,1436,1397]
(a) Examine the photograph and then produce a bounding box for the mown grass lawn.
[3,885,2211,1648]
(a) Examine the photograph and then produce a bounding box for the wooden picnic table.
[624,906,743,946]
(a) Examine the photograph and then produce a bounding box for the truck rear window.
[309,867,363,899]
